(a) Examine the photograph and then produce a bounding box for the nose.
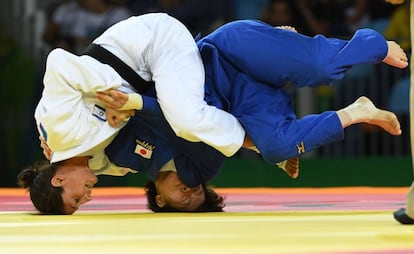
[92,174,98,184]
[85,195,92,202]
[80,190,93,205]
[80,196,92,205]
[86,191,92,200]
[86,187,93,198]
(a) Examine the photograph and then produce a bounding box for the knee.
[260,137,301,164]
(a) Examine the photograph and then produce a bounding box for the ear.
[51,175,65,187]
[155,194,166,208]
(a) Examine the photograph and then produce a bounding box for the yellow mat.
[0,187,413,253]
[0,211,413,254]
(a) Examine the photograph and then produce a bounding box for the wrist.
[119,93,143,110]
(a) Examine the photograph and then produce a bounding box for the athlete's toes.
[286,157,299,179]
[387,112,402,135]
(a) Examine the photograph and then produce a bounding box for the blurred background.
[0,0,411,188]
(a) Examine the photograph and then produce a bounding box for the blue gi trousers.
[197,20,387,164]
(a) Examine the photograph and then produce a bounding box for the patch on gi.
[134,139,155,159]
[92,104,106,121]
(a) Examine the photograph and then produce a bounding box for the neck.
[62,156,90,166]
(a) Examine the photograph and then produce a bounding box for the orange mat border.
[1,186,410,196]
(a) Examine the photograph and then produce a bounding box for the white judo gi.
[35,13,245,172]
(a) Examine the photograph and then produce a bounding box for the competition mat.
[0,187,413,254]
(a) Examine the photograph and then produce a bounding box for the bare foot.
[355,96,402,135]
[276,157,299,179]
[285,157,299,178]
[383,41,409,69]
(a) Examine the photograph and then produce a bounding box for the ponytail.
[17,161,65,214]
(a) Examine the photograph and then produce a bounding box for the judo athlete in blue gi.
[19,19,407,214]
[99,20,407,212]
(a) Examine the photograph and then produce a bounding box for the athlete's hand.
[105,107,135,127]
[39,136,52,161]
[96,89,128,109]
[383,41,409,69]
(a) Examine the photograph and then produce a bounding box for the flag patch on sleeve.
[92,104,106,121]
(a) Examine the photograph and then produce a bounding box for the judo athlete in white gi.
[18,16,408,214]
[19,13,241,214]
[38,13,245,163]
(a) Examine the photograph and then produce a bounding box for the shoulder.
[46,48,75,66]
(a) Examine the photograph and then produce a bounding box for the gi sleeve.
[95,14,246,157]
[140,95,163,116]
[36,48,123,151]
[150,16,245,157]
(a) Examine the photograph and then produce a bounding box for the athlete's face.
[155,171,205,211]
[51,158,98,214]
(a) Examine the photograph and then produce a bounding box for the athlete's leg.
[199,20,394,88]
[408,0,414,223]
[250,96,401,164]
[394,0,414,225]
[394,183,414,224]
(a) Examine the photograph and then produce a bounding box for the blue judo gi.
[106,86,226,187]
[106,20,388,187]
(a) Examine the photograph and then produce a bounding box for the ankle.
[337,109,353,128]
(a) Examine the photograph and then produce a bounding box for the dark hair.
[144,181,225,212]
[17,160,65,214]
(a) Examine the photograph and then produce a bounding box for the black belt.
[82,43,153,93]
